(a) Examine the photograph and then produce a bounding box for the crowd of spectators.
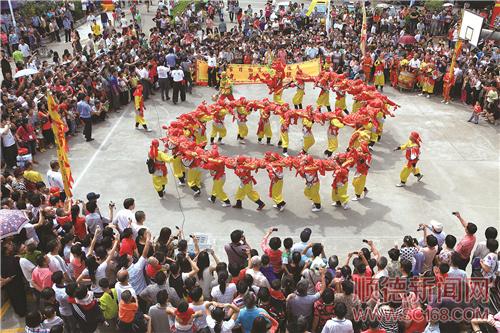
[1,163,500,333]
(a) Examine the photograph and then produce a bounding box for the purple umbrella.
[0,209,29,239]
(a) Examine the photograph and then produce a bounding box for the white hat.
[430,220,443,233]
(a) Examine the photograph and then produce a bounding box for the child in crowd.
[42,305,64,329]
[468,101,482,124]
[99,278,119,326]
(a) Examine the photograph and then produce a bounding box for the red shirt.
[404,307,427,333]
[352,266,373,302]
[145,263,161,278]
[32,267,53,291]
[455,234,476,260]
[120,238,137,256]
[56,215,72,226]
[73,216,87,240]
[175,307,194,325]
[16,124,36,142]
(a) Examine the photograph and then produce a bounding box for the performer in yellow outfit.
[203,146,231,207]
[264,152,286,212]
[133,84,152,131]
[257,109,273,145]
[148,139,173,198]
[324,117,344,157]
[348,123,372,150]
[331,167,350,210]
[373,56,385,91]
[181,151,203,196]
[419,63,437,98]
[316,78,331,112]
[301,117,315,154]
[394,132,424,187]
[334,91,348,114]
[278,114,291,156]
[297,155,322,212]
[218,71,235,101]
[369,111,385,147]
[236,106,249,144]
[230,156,265,210]
[210,108,228,144]
[292,68,307,109]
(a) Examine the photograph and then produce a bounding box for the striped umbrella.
[0,209,29,239]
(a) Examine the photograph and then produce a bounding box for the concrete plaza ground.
[1,1,499,331]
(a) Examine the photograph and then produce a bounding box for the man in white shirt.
[205,52,217,87]
[112,197,136,233]
[409,54,421,70]
[246,256,270,288]
[0,118,17,169]
[118,231,151,294]
[171,64,185,105]
[157,63,171,101]
[18,39,30,58]
[321,302,354,333]
[46,160,64,192]
[46,239,71,281]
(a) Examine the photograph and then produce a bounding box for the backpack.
[146,158,155,174]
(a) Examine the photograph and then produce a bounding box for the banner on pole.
[47,93,74,198]
[195,59,321,85]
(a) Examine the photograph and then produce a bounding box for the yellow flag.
[47,93,74,198]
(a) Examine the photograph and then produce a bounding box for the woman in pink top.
[32,255,53,292]
[70,230,99,279]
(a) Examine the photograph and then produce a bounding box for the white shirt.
[409,58,421,69]
[171,69,184,82]
[19,257,35,288]
[53,284,73,316]
[157,65,170,79]
[246,269,270,288]
[46,170,64,189]
[321,318,354,333]
[48,253,70,276]
[128,256,148,294]
[113,209,135,233]
[0,125,16,147]
[207,316,235,333]
[211,283,237,304]
[18,43,30,57]
[136,67,149,80]
[115,282,137,302]
[206,56,217,67]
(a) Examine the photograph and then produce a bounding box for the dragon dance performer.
[165,126,186,186]
[441,70,454,104]
[133,83,152,131]
[362,54,373,83]
[203,145,231,207]
[394,131,424,187]
[389,54,399,88]
[235,102,250,144]
[331,166,350,210]
[229,156,266,210]
[278,111,293,157]
[334,91,348,114]
[324,110,345,157]
[210,106,228,145]
[419,63,438,98]
[148,139,173,199]
[373,55,385,91]
[295,155,323,212]
[301,109,315,154]
[316,75,331,112]
[349,144,371,201]
[218,71,235,102]
[257,107,273,145]
[292,68,306,109]
[264,152,287,212]
[180,146,203,196]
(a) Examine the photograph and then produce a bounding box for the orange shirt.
[119,300,138,323]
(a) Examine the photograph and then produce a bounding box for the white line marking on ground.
[73,111,127,189]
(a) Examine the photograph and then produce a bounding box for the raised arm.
[367,240,380,261]
[186,255,200,277]
[454,212,468,229]
[141,231,152,258]
[106,238,120,264]
[261,227,273,253]
[86,226,101,256]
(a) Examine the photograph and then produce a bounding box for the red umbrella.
[399,35,417,45]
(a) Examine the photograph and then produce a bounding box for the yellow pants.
[194,133,207,145]
[352,174,367,196]
[304,182,321,204]
[327,136,338,153]
[292,89,305,105]
[335,96,346,110]
[257,123,272,139]
[238,123,248,138]
[303,135,315,152]
[211,178,229,201]
[273,92,284,105]
[235,183,260,201]
[316,91,330,107]
[332,183,349,204]
[370,131,379,143]
[280,131,289,149]
[211,125,227,138]
[173,157,185,178]
[400,165,421,183]
[352,100,362,113]
[135,114,146,125]
[187,168,202,188]
[152,175,168,192]
[374,74,385,86]
[271,180,284,204]
[422,82,434,94]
